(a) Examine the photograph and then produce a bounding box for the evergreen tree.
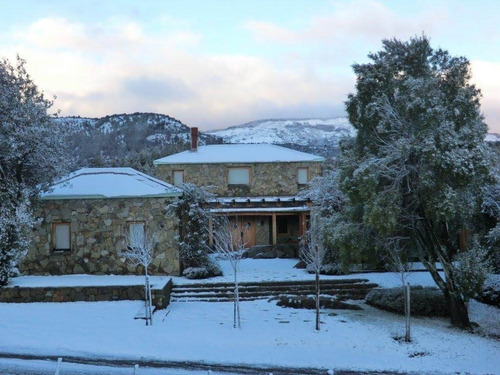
[337,36,492,328]
[0,56,70,286]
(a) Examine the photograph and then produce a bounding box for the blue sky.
[1,0,499,131]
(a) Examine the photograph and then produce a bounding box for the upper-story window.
[297,167,309,184]
[53,223,71,251]
[173,170,184,186]
[228,167,250,185]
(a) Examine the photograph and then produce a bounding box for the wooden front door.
[230,217,256,249]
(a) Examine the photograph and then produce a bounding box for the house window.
[53,223,71,251]
[173,170,184,186]
[128,222,145,248]
[228,167,250,185]
[297,168,309,184]
[277,216,289,235]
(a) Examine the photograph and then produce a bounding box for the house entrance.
[229,217,256,248]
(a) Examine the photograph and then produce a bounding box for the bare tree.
[300,209,327,331]
[122,225,158,326]
[211,215,248,328]
[384,238,412,342]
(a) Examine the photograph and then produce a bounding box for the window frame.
[227,167,251,185]
[297,167,309,185]
[127,221,145,249]
[172,170,184,186]
[277,216,289,235]
[52,222,71,252]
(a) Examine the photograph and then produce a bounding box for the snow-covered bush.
[479,275,500,308]
[182,262,222,279]
[276,295,362,310]
[366,287,449,317]
[305,263,342,275]
[454,237,493,302]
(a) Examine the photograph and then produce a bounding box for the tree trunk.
[444,288,471,329]
[404,283,410,342]
[315,271,320,331]
[235,266,241,329]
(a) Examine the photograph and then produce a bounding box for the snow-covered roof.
[208,196,309,204]
[210,206,310,214]
[153,144,325,165]
[42,167,182,200]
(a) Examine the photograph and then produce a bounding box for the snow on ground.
[0,299,498,374]
[171,258,443,288]
[6,259,442,289]
[2,259,498,373]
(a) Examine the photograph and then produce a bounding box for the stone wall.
[0,279,173,309]
[21,197,180,276]
[155,161,322,197]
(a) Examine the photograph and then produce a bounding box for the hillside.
[56,113,222,173]
[57,113,500,171]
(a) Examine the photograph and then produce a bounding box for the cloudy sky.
[1,0,499,132]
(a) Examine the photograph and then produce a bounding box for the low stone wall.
[0,279,173,309]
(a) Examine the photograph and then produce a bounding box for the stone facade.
[155,161,322,196]
[21,197,180,276]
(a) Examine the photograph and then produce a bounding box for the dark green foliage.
[168,184,220,274]
[366,287,449,317]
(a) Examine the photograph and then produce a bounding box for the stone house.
[154,128,325,255]
[21,168,182,276]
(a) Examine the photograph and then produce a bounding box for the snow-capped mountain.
[208,118,354,157]
[209,118,354,146]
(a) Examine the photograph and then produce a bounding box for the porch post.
[208,216,213,248]
[299,213,306,237]
[272,213,277,245]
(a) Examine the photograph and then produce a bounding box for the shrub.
[479,275,500,307]
[306,263,343,275]
[276,295,362,310]
[182,261,223,279]
[365,286,449,317]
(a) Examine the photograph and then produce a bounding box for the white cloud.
[471,60,500,133]
[246,20,297,43]
[1,16,349,130]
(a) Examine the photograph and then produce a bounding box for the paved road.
[0,356,407,375]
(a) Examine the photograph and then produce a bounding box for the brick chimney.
[190,127,198,152]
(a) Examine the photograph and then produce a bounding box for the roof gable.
[154,144,325,165]
[42,167,182,200]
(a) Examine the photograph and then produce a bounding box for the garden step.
[172,283,378,294]
[170,279,378,302]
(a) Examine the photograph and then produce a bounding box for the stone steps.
[171,279,378,302]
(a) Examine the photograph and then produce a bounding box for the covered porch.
[207,197,311,255]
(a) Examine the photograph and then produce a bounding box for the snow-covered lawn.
[171,258,444,287]
[0,298,498,374]
[2,259,498,373]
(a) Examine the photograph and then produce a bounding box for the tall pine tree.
[337,36,492,328]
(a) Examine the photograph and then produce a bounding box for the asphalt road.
[0,356,407,375]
